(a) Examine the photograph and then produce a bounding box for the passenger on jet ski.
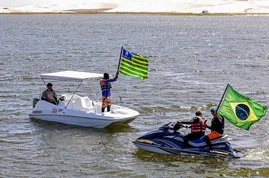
[180,110,207,148]
[204,107,225,149]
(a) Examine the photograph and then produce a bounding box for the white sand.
[1,0,269,14]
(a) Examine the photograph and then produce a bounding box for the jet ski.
[133,122,244,158]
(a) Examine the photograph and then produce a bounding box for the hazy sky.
[0,0,68,7]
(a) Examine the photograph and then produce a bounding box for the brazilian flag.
[119,48,148,80]
[218,84,268,130]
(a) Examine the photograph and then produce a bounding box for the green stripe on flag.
[119,48,149,80]
[121,58,148,72]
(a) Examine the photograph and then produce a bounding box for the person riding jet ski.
[180,110,207,148]
[133,119,244,158]
[204,107,225,149]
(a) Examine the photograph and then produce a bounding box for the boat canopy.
[40,71,103,82]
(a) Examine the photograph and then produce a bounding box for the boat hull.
[29,98,139,128]
[30,114,138,128]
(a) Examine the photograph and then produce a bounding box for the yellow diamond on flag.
[229,102,259,122]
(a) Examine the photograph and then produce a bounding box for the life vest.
[191,116,206,133]
[100,79,112,92]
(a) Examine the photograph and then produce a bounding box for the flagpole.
[216,84,229,112]
[117,46,123,74]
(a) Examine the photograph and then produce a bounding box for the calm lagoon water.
[0,14,269,177]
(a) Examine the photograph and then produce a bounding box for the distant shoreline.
[1,11,269,16]
[2,0,269,16]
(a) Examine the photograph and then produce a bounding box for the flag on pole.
[119,48,148,80]
[218,84,268,130]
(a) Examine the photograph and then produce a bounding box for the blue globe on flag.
[235,104,250,121]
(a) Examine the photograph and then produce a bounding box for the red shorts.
[207,131,222,140]
[102,97,112,108]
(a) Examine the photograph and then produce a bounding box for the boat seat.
[94,105,102,113]
[73,98,83,110]
[81,97,92,107]
[73,97,93,110]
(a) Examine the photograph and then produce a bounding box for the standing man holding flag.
[100,47,148,113]
[100,72,119,112]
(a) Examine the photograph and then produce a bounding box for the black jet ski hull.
[133,123,244,158]
[133,140,244,158]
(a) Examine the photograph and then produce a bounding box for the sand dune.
[1,0,269,14]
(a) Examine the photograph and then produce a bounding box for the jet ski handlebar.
[167,122,190,131]
[177,122,191,129]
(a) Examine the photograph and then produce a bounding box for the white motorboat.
[29,71,140,128]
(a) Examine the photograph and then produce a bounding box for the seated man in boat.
[204,107,225,150]
[181,110,207,148]
[100,72,119,112]
[41,83,58,105]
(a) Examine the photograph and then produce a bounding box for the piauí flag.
[218,84,268,130]
[119,48,148,80]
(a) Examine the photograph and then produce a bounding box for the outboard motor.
[33,98,40,108]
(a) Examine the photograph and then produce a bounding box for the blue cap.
[210,107,217,111]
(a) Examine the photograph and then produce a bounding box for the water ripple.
[0,14,269,177]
